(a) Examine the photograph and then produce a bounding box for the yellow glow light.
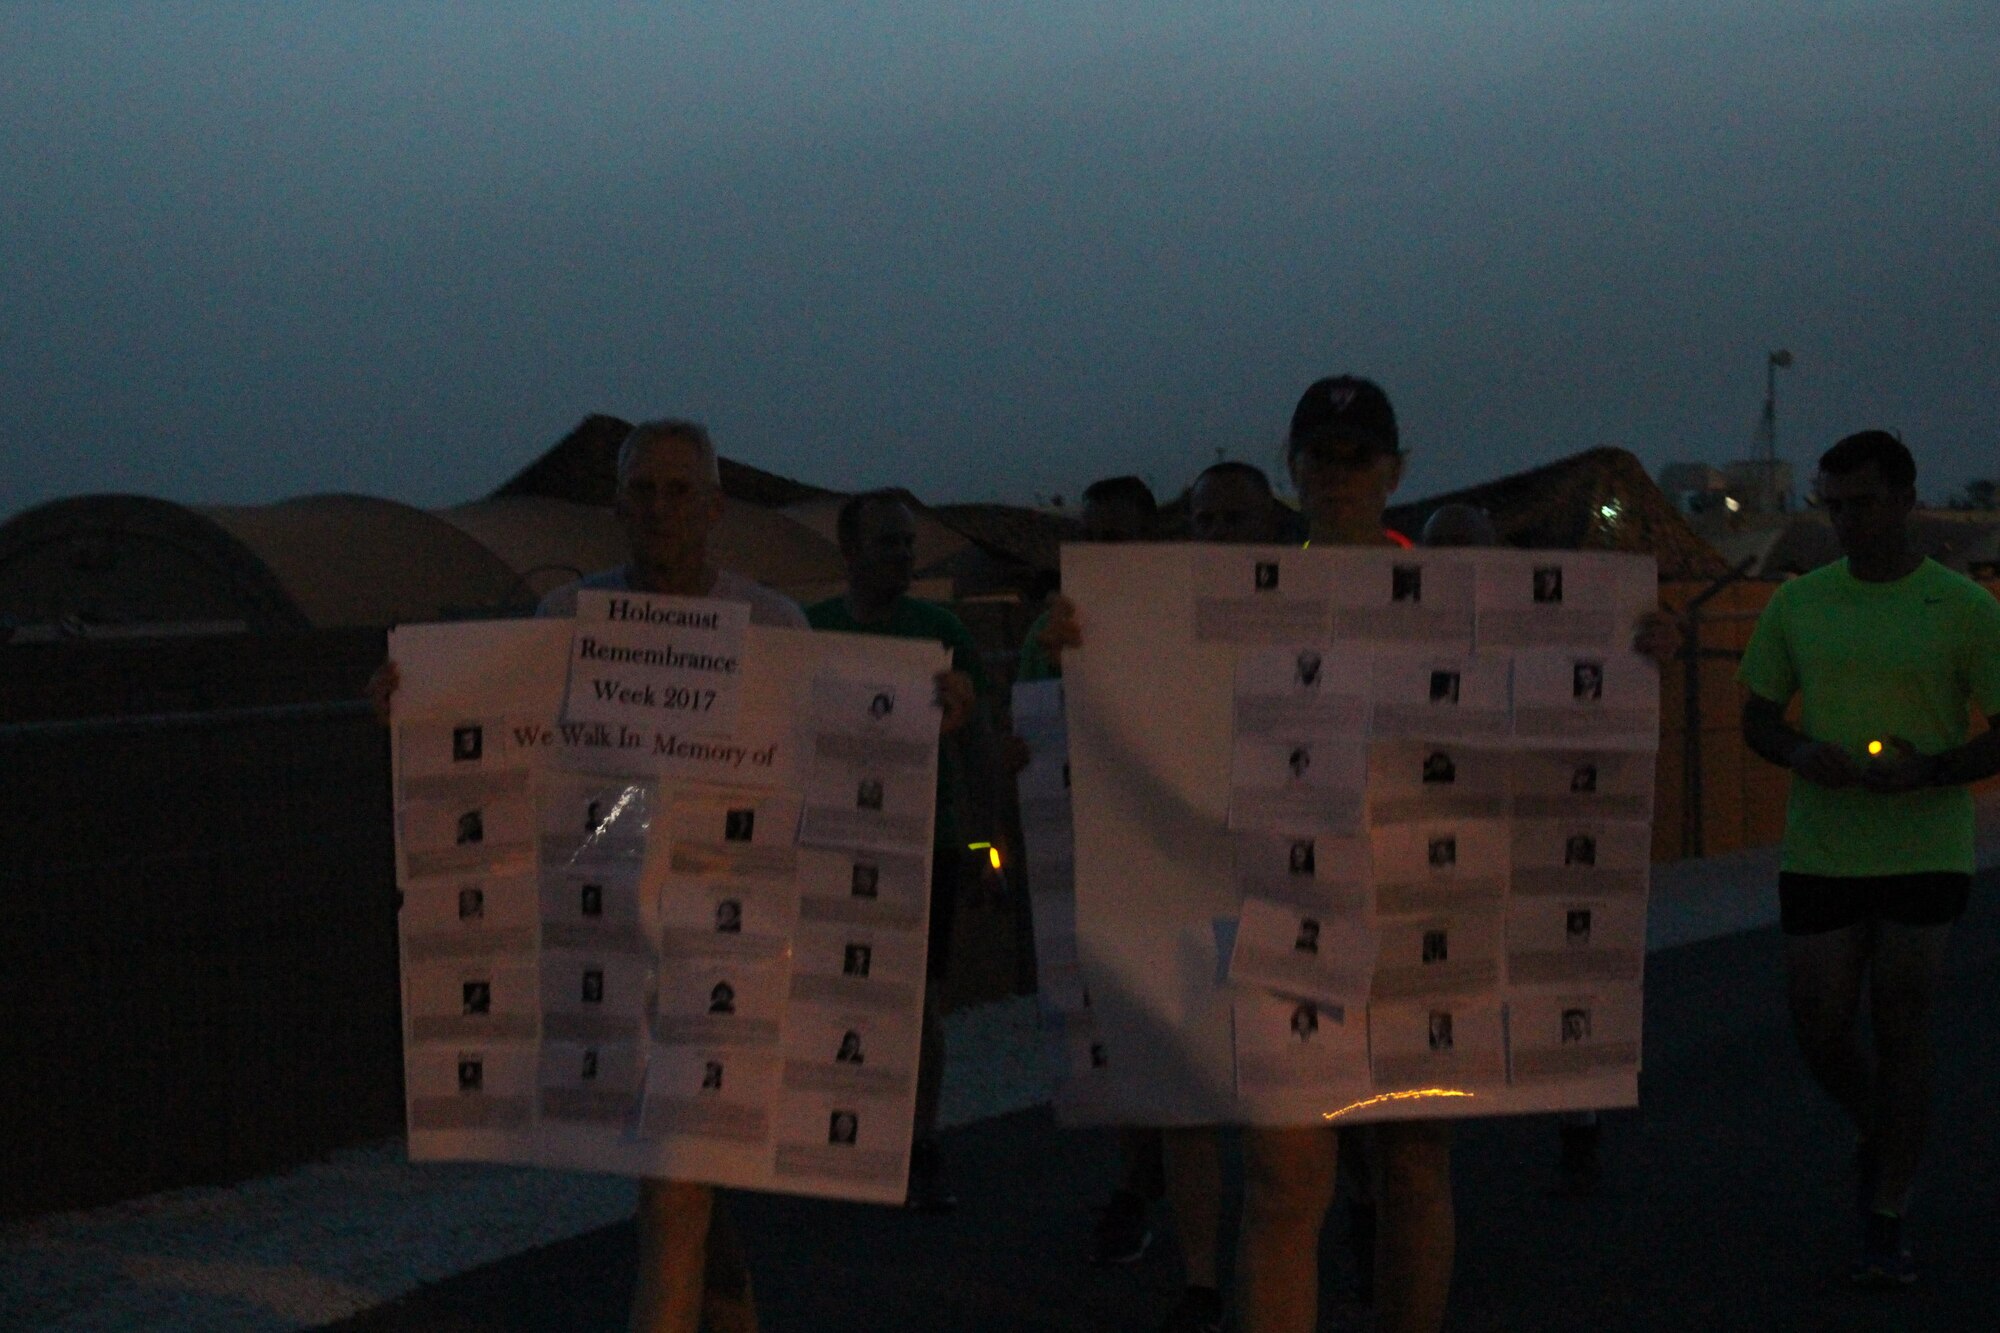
[969,841,1003,871]
[990,848,1003,870]
[1321,1088,1476,1121]
[1868,740,1884,756]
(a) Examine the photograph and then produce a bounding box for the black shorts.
[1777,871,1971,936]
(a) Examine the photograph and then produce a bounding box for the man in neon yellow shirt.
[1740,429,2000,1287]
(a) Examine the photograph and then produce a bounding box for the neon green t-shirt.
[1738,558,2000,876]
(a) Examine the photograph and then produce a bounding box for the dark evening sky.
[4,3,1995,519]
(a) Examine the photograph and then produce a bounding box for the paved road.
[319,872,2000,1333]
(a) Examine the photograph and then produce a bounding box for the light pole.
[1757,349,1793,509]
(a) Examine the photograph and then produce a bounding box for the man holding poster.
[1232,377,1456,1333]
[1041,380,1674,1333]
[1740,430,2000,1287]
[805,489,989,1213]
[374,418,805,1333]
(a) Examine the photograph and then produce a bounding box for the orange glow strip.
[1321,1088,1476,1121]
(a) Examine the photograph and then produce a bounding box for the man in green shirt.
[1740,430,2000,1286]
[806,489,991,1213]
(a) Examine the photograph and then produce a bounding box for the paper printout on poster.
[1228,895,1377,1009]
[406,959,541,1044]
[1227,734,1368,835]
[403,872,540,961]
[790,921,926,1014]
[652,955,787,1047]
[407,1044,538,1160]
[1371,820,1511,915]
[801,664,941,860]
[563,590,750,737]
[400,793,538,881]
[1508,984,1644,1081]
[811,668,943,748]
[641,1046,782,1146]
[1509,820,1652,898]
[781,1004,919,1100]
[397,716,536,802]
[1327,550,1477,647]
[1231,832,1372,915]
[538,1039,644,1126]
[1369,997,1507,1089]
[539,950,649,1042]
[1368,651,1511,740]
[1505,893,1646,985]
[664,789,803,879]
[658,874,797,960]
[796,846,927,930]
[1232,645,1370,737]
[1367,739,1512,825]
[770,1090,911,1202]
[1510,749,1655,821]
[539,864,649,954]
[538,772,655,867]
[1371,909,1504,999]
[1512,648,1659,749]
[1473,551,1657,650]
[1233,992,1372,1097]
[1190,546,1336,643]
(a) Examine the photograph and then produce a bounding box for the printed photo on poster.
[1228,895,1378,1010]
[1190,547,1337,643]
[1369,998,1507,1089]
[1368,651,1510,740]
[1326,550,1477,646]
[1366,739,1511,825]
[1233,990,1372,1095]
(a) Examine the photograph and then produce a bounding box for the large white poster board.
[1034,544,1657,1127]
[391,612,948,1204]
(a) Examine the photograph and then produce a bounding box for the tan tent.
[0,492,533,633]
[438,494,847,605]
[199,495,530,627]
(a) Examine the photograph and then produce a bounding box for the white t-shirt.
[535,565,808,628]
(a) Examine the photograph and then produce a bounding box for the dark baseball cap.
[1288,376,1401,462]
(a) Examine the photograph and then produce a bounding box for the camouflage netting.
[492,413,836,510]
[1386,446,1732,581]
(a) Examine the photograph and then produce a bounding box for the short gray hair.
[616,419,722,488]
